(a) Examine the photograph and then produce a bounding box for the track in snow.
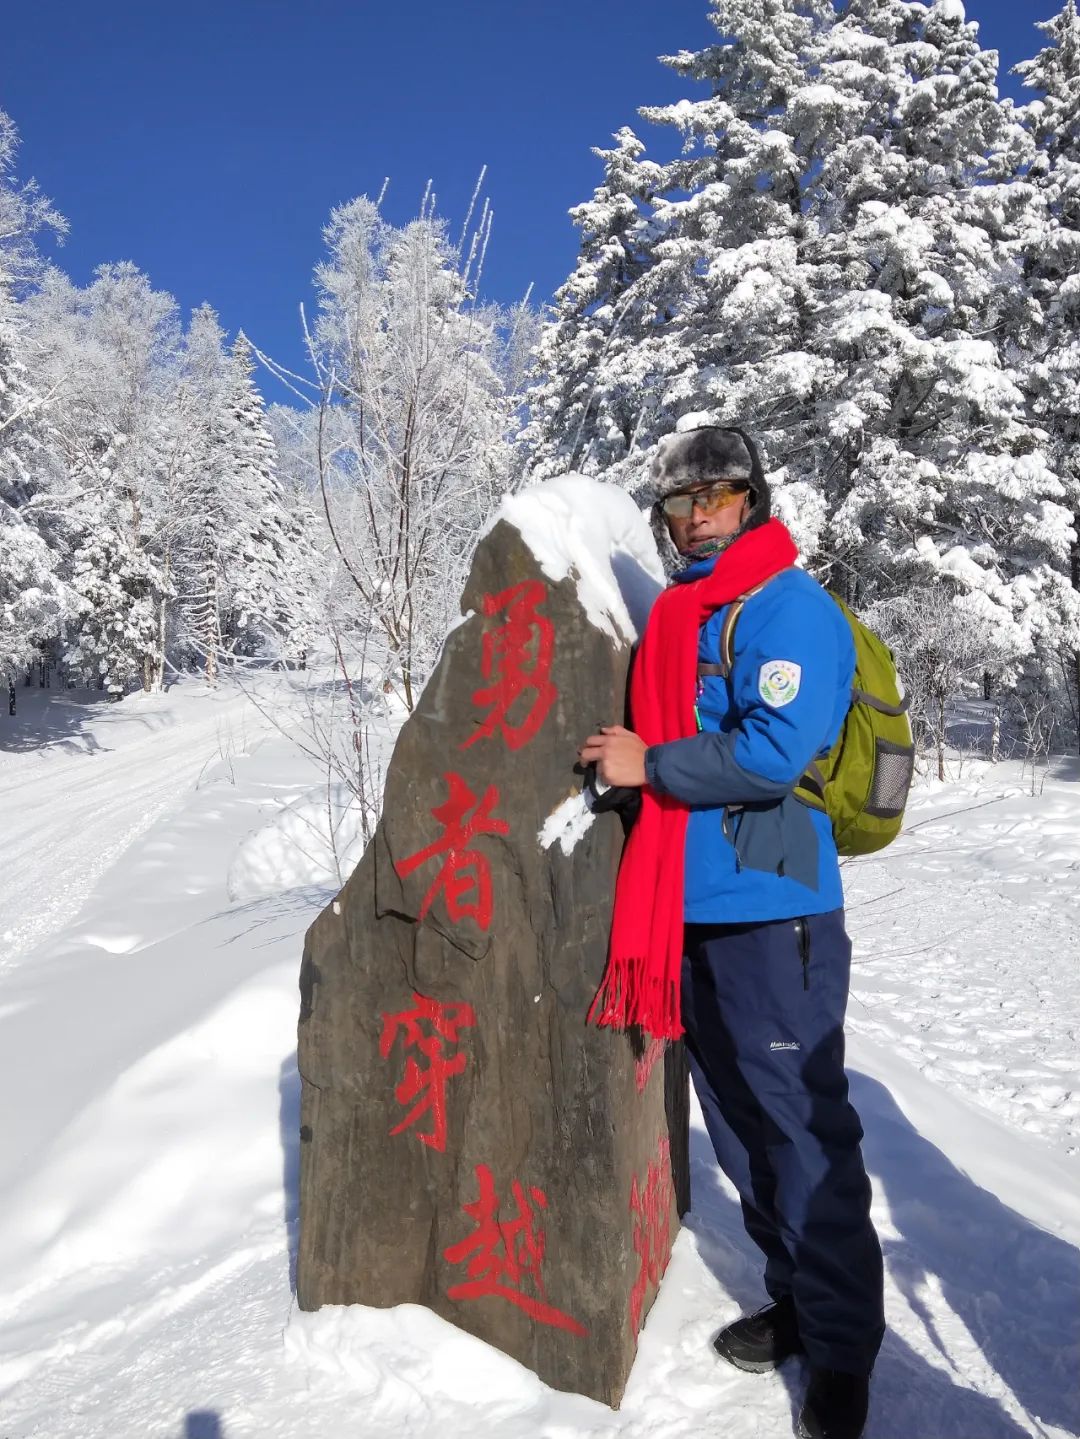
[0,686,275,968]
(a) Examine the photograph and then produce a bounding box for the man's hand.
[578,725,647,788]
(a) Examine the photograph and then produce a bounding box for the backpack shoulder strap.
[709,567,798,680]
[718,596,751,678]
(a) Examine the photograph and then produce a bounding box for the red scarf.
[588,518,799,1040]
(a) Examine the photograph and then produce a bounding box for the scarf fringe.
[586,954,684,1041]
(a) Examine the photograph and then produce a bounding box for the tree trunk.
[205,589,219,687]
[150,592,168,692]
[203,522,220,687]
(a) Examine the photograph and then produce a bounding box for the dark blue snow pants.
[682,909,885,1376]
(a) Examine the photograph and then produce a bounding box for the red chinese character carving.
[379,992,477,1152]
[629,1136,674,1335]
[395,772,510,930]
[444,1163,588,1336]
[634,1037,666,1095]
[461,581,558,751]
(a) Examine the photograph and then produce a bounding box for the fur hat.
[650,426,755,495]
[645,425,771,570]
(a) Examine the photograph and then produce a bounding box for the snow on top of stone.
[498,474,664,644]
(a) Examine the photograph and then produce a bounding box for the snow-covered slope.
[0,685,1076,1439]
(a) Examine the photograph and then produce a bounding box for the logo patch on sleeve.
[758,660,802,708]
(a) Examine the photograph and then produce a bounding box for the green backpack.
[715,583,915,856]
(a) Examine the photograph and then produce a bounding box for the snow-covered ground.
[844,760,1080,1160]
[0,681,1077,1439]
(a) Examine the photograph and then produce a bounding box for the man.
[580,425,884,1439]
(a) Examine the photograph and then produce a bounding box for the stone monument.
[296,478,690,1407]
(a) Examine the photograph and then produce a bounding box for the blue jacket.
[643,561,854,923]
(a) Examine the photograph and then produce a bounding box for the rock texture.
[297,515,689,1407]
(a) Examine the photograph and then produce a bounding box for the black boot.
[712,1296,804,1373]
[798,1367,870,1439]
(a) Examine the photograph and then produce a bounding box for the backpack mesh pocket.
[866,739,915,820]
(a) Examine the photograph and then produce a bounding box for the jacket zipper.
[722,805,744,871]
[794,917,810,990]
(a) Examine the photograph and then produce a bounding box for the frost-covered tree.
[30,262,182,548]
[1014,0,1080,745]
[172,304,237,683]
[811,0,1062,666]
[173,311,326,683]
[63,438,157,694]
[0,309,68,685]
[24,260,184,691]
[869,582,1007,778]
[524,0,836,493]
[296,187,532,709]
[266,401,322,507]
[0,109,69,686]
[523,128,666,479]
[217,332,324,661]
[257,185,537,837]
[4,107,329,706]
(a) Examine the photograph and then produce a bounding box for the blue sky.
[2,0,1062,392]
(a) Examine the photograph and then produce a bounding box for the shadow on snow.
[688,1069,1079,1438]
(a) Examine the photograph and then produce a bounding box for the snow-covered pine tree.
[24,261,184,692]
[799,0,1064,681]
[800,0,1073,715]
[523,128,666,480]
[174,312,326,683]
[1014,0,1080,745]
[524,0,836,502]
[0,302,67,687]
[217,332,324,663]
[173,303,232,683]
[528,0,1066,727]
[0,110,69,690]
[63,436,157,695]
